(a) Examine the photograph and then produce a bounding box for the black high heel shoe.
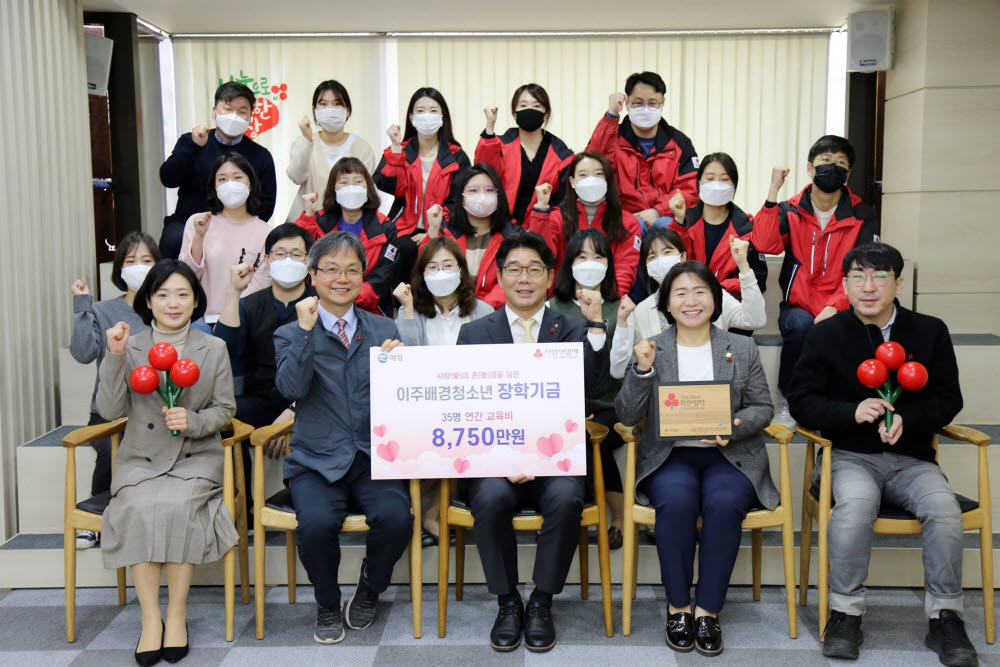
[134,621,163,667]
[162,622,189,663]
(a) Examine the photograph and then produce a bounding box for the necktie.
[515,317,537,344]
[336,319,350,348]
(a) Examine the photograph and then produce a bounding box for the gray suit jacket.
[615,326,778,509]
[97,328,237,495]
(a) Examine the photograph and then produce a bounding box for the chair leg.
[981,526,995,644]
[64,527,76,643]
[752,528,763,601]
[579,527,589,600]
[286,531,297,604]
[631,526,639,600]
[799,505,813,607]
[116,567,127,605]
[254,525,266,639]
[780,512,798,639]
[818,509,829,641]
[595,517,614,637]
[409,479,422,640]
[437,484,451,639]
[224,546,235,641]
[454,526,466,601]
[237,503,250,605]
[621,518,636,636]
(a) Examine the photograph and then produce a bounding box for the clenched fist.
[768,166,789,201]
[426,204,444,238]
[296,296,319,331]
[298,115,313,141]
[534,183,552,210]
[106,321,131,355]
[162,406,188,433]
[302,192,320,217]
[192,124,209,147]
[577,288,604,324]
[608,92,626,116]
[616,295,636,328]
[393,282,414,312]
[230,263,253,293]
[71,278,90,296]
[483,106,498,135]
[387,123,403,151]
[668,189,686,222]
[634,339,656,372]
[729,236,750,272]
[192,212,212,238]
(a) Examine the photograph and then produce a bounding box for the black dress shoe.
[134,621,163,667]
[524,600,556,652]
[665,611,695,652]
[823,610,863,659]
[421,528,439,548]
[926,610,978,667]
[694,615,723,656]
[490,597,524,652]
[162,622,188,663]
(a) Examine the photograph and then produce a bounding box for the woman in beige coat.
[98,259,237,665]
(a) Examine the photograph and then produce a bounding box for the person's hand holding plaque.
[700,418,742,446]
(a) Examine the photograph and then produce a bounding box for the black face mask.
[812,163,849,193]
[514,108,546,132]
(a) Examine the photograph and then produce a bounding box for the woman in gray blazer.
[616,261,776,658]
[97,260,237,665]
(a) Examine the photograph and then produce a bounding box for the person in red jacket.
[667,152,768,301]
[295,157,403,315]
[373,87,471,239]
[524,151,641,298]
[423,163,517,309]
[475,83,575,224]
[587,71,699,232]
[750,135,880,425]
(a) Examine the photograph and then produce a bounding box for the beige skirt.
[101,474,239,569]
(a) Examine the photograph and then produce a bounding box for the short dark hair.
[510,83,551,116]
[403,87,460,147]
[321,157,382,215]
[133,260,207,326]
[214,81,255,110]
[308,231,367,272]
[841,242,904,276]
[205,152,265,217]
[640,227,686,293]
[311,79,352,114]
[625,71,666,97]
[553,228,618,303]
[495,231,555,271]
[448,163,512,237]
[111,232,161,292]
[656,260,724,325]
[697,152,740,192]
[411,237,478,319]
[265,223,313,255]
[808,135,856,169]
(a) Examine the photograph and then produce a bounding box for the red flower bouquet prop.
[856,342,928,429]
[128,343,200,436]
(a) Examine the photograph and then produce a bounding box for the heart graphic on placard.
[556,459,572,472]
[453,458,470,474]
[564,420,579,433]
[373,424,387,437]
[536,433,564,458]
[244,98,280,140]
[375,441,399,462]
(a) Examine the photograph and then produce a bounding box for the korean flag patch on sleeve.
[691,155,701,169]
[384,244,398,261]
[634,235,641,251]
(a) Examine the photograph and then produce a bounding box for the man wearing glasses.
[455,231,610,653]
[787,243,975,666]
[588,70,700,231]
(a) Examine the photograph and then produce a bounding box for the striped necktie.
[336,319,350,348]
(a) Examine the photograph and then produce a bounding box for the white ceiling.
[81,0,892,35]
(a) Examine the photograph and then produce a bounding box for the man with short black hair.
[788,242,975,666]
[160,81,278,258]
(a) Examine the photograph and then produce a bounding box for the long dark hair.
[447,163,512,237]
[205,152,264,217]
[552,228,618,303]
[559,151,626,244]
[402,87,460,146]
[411,237,478,319]
[111,232,161,291]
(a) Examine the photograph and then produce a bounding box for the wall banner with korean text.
[369,343,586,479]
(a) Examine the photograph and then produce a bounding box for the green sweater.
[547,297,620,413]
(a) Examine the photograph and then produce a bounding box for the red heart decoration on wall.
[244,98,280,140]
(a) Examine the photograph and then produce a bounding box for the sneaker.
[773,396,795,429]
[926,610,978,667]
[314,604,345,644]
[75,530,99,550]
[344,558,379,630]
[823,610,863,659]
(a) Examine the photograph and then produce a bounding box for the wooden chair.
[63,418,253,642]
[797,424,994,643]
[249,419,423,639]
[616,420,797,638]
[436,420,614,638]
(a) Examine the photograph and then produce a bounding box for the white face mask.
[699,180,735,207]
[315,107,347,133]
[574,176,608,204]
[335,185,368,210]
[215,112,250,138]
[463,192,498,218]
[216,180,250,209]
[411,112,444,137]
[269,257,308,289]
[628,106,662,130]
[120,264,151,292]
[424,269,461,297]
[646,255,682,284]
[571,260,608,289]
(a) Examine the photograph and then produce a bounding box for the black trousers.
[86,411,113,498]
[466,475,585,596]
[235,394,290,514]
[589,408,625,494]
[289,453,414,609]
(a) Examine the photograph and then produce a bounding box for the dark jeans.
[289,453,413,609]
[642,447,758,613]
[466,475,585,595]
[159,219,184,260]
[777,303,815,393]
[87,411,113,498]
[235,395,290,515]
[590,408,625,494]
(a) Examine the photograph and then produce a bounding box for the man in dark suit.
[274,231,413,645]
[456,231,610,653]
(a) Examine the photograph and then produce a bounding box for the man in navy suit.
[456,231,610,653]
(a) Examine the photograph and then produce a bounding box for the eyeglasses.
[628,101,664,109]
[847,271,894,287]
[314,266,363,279]
[425,262,459,273]
[269,250,307,261]
[502,264,548,278]
[464,187,498,196]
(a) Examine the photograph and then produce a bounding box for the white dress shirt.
[318,303,358,343]
[504,305,606,350]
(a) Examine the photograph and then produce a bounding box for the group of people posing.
[66,69,978,667]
